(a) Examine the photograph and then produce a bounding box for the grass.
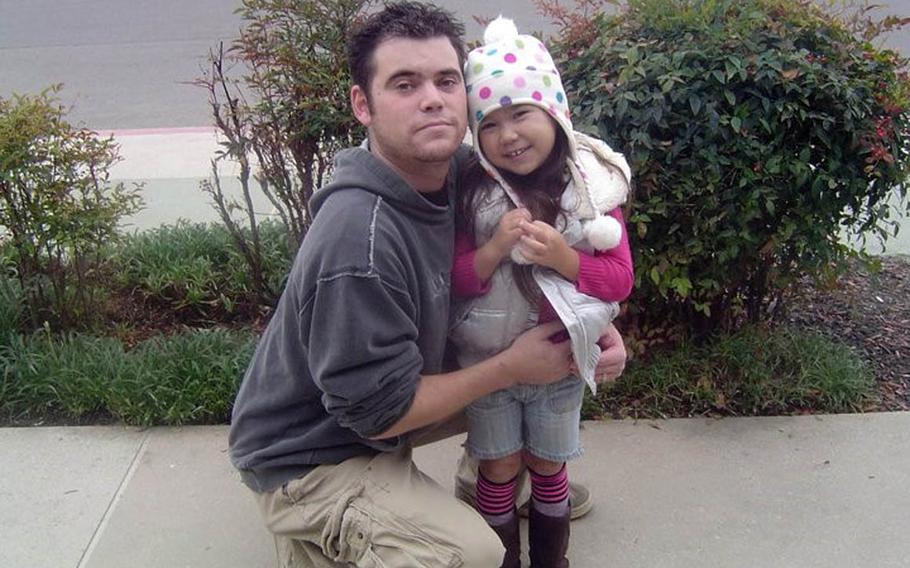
[584,324,876,420]
[1,318,874,427]
[113,219,292,314]
[0,222,879,427]
[0,328,256,426]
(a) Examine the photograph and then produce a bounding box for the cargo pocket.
[320,484,374,565]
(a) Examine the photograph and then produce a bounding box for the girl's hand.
[489,208,532,259]
[473,208,532,282]
[517,220,580,280]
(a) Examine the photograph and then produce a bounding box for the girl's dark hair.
[456,125,572,305]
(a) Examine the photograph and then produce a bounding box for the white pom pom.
[510,245,533,265]
[584,215,623,250]
[484,16,519,44]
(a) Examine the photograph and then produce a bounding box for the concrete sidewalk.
[3,413,909,568]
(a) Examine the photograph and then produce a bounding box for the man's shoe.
[519,482,591,520]
[454,451,593,520]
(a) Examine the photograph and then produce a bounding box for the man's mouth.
[420,121,451,131]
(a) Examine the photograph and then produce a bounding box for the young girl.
[450,17,634,568]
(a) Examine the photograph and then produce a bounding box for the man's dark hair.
[348,1,466,95]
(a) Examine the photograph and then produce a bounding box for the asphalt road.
[0,0,557,129]
[2,0,907,252]
[3,0,906,130]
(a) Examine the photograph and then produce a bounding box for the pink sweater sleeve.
[575,208,634,302]
[452,231,492,298]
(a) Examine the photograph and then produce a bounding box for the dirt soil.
[103,288,270,348]
[782,255,910,411]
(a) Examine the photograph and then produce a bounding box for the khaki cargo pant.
[253,418,504,567]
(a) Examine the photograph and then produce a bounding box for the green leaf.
[671,277,693,297]
[731,117,742,133]
[616,98,629,119]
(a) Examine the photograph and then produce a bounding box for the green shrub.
[585,324,875,418]
[106,329,256,425]
[0,87,143,332]
[0,250,22,343]
[114,220,292,315]
[0,332,128,422]
[0,279,22,344]
[545,0,910,336]
[0,328,256,426]
[195,0,369,304]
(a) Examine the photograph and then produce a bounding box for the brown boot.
[528,503,570,568]
[489,509,521,568]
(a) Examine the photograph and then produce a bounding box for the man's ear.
[351,85,372,127]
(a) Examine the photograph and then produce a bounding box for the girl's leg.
[524,454,571,568]
[524,453,570,517]
[466,387,525,567]
[522,375,584,568]
[477,453,523,568]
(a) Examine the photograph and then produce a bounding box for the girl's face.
[478,104,557,177]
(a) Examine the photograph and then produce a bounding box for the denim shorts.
[465,375,584,463]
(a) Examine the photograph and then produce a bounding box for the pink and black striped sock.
[529,463,570,517]
[475,471,518,526]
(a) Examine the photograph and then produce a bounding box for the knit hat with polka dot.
[465,16,627,256]
[464,16,579,183]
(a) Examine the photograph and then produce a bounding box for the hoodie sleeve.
[575,208,634,302]
[303,272,422,439]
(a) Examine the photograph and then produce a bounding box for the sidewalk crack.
[75,429,152,568]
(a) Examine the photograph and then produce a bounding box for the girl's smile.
[478,105,557,176]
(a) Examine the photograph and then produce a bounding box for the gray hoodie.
[229,143,463,493]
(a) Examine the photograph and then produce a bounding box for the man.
[229,3,626,566]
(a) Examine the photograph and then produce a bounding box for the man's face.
[351,36,468,173]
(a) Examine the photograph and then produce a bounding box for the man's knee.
[456,525,506,567]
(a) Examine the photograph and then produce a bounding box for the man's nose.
[420,84,444,111]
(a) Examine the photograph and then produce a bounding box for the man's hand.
[502,321,573,385]
[370,321,573,440]
[593,324,626,383]
[516,220,579,280]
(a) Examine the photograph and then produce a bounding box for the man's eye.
[395,82,413,91]
[439,77,459,89]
